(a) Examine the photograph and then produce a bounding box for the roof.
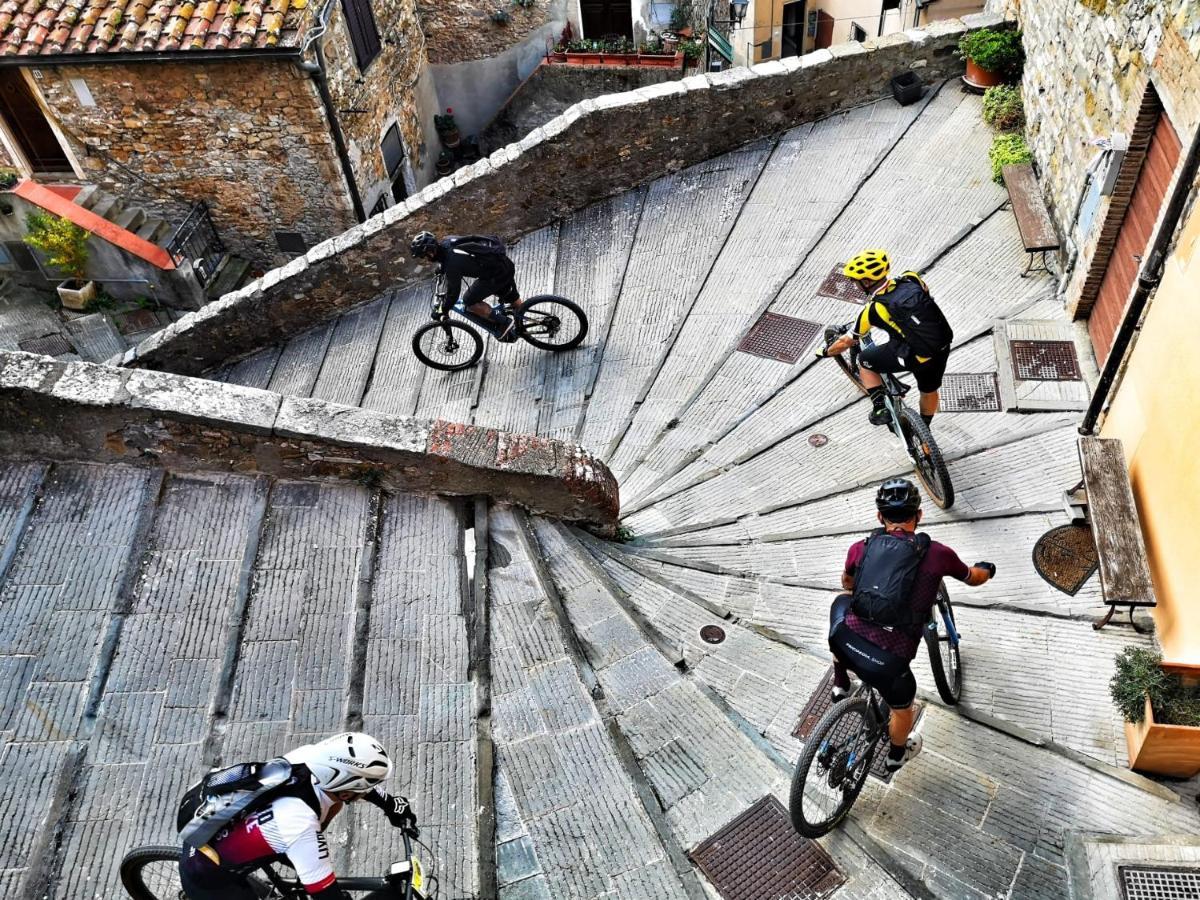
[0,0,310,58]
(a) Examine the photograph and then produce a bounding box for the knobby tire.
[412,320,484,371]
[925,590,962,705]
[517,295,588,351]
[899,405,954,509]
[789,698,877,838]
[826,327,868,396]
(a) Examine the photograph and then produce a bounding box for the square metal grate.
[816,264,866,304]
[939,372,1002,412]
[1010,339,1083,381]
[18,333,73,357]
[115,309,161,335]
[737,313,822,364]
[1119,865,1200,900]
[690,795,845,900]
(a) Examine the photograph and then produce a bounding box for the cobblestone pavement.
[5,83,1198,900]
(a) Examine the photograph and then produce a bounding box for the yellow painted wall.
[1101,194,1200,664]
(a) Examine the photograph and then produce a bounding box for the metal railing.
[166,201,226,286]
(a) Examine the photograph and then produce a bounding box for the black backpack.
[445,234,511,279]
[850,529,931,628]
[882,273,953,357]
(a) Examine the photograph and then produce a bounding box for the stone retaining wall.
[124,13,1003,376]
[0,351,619,528]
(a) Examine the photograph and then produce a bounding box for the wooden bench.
[1002,163,1061,277]
[1068,437,1157,630]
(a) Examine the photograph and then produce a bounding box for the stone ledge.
[121,18,1001,377]
[0,351,619,528]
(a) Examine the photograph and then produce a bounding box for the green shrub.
[23,211,90,281]
[988,132,1033,184]
[1110,646,1200,727]
[958,27,1024,80]
[681,38,703,61]
[982,84,1025,131]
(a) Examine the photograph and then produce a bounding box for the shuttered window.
[341,0,381,70]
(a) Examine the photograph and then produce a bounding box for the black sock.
[867,386,885,406]
[887,742,906,761]
[921,413,933,427]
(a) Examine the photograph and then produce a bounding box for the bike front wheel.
[925,585,962,705]
[899,406,954,509]
[516,295,588,351]
[789,697,878,838]
[412,320,484,371]
[825,326,868,396]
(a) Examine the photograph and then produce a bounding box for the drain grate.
[816,264,866,304]
[690,795,845,900]
[115,309,162,335]
[1010,339,1082,381]
[737,313,822,364]
[1033,523,1099,596]
[18,333,73,357]
[1119,865,1200,900]
[939,373,1002,412]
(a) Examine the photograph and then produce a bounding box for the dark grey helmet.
[875,478,921,516]
[410,231,438,258]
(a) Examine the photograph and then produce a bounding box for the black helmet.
[875,478,921,518]
[410,231,438,258]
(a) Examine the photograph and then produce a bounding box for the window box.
[1125,696,1200,778]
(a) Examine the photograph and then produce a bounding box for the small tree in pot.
[23,211,95,310]
[958,28,1024,90]
[1110,646,1200,777]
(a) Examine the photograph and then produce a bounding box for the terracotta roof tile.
[0,0,305,56]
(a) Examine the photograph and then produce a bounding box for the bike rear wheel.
[412,320,484,371]
[825,326,868,396]
[517,295,588,351]
[925,585,962,705]
[789,698,878,838]
[898,405,954,509]
[120,846,276,900]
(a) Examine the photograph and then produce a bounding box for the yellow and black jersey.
[852,272,948,362]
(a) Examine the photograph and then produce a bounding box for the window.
[850,23,867,41]
[379,123,409,205]
[882,0,900,9]
[341,0,381,70]
[275,231,308,254]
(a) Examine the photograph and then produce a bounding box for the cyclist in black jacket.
[411,231,521,342]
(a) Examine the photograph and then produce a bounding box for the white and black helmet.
[290,732,392,796]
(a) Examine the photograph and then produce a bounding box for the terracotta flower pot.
[963,58,1004,91]
[566,51,603,64]
[1125,697,1200,777]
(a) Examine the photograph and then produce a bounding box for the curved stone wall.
[123,13,1002,376]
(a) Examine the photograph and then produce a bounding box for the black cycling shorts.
[179,847,259,900]
[828,594,917,709]
[859,340,949,394]
[462,262,519,308]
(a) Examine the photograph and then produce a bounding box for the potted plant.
[958,27,1024,90]
[436,150,454,177]
[435,109,461,149]
[661,31,678,53]
[0,168,17,190]
[1110,647,1200,777]
[602,36,637,65]
[566,38,603,64]
[681,37,703,71]
[23,211,94,310]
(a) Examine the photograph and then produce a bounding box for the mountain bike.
[411,274,588,371]
[788,584,961,838]
[119,828,436,900]
[823,324,955,509]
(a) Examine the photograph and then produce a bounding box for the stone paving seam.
[360,285,431,418]
[0,462,48,586]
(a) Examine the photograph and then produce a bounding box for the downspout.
[1079,124,1200,435]
[296,0,367,223]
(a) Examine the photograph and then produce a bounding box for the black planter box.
[891,71,924,105]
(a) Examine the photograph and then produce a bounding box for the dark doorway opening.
[0,69,72,173]
[581,0,632,39]
[782,0,806,57]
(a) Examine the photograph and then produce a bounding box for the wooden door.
[781,0,805,57]
[815,10,834,48]
[580,0,631,39]
[0,69,72,173]
[1089,113,1181,362]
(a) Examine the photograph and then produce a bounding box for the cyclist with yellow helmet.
[821,249,954,428]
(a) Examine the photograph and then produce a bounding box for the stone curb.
[0,351,620,528]
[119,17,1011,377]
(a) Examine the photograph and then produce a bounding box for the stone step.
[62,312,127,363]
[72,184,102,210]
[87,192,122,221]
[309,294,390,408]
[527,516,907,899]
[113,206,146,233]
[205,255,253,300]
[486,504,696,899]
[217,344,281,390]
[135,216,173,245]
[358,284,430,417]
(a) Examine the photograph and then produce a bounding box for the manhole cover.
[737,313,822,364]
[115,309,162,335]
[1010,339,1082,381]
[816,264,866,304]
[700,625,726,644]
[1119,865,1200,900]
[808,433,829,447]
[690,795,845,900]
[18,333,73,357]
[939,373,1002,412]
[792,666,922,783]
[1033,523,1098,596]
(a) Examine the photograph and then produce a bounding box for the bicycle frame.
[252,829,423,898]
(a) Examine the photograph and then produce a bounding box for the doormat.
[1032,523,1098,595]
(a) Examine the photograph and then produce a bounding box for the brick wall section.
[123,15,999,375]
[0,350,620,527]
[32,60,358,268]
[419,0,554,64]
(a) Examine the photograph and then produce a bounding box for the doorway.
[0,69,72,173]
[580,0,632,39]
[814,10,834,49]
[782,1,806,57]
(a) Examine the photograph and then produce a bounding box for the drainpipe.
[1079,124,1200,435]
[296,0,367,223]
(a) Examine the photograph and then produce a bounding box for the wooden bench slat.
[1079,437,1157,607]
[1003,163,1061,252]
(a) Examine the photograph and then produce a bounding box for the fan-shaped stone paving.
[3,78,1197,900]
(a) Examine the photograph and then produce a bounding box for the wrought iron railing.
[166,201,226,286]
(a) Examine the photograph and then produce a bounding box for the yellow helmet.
[843,249,891,283]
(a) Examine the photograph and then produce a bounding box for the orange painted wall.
[1101,193,1200,664]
